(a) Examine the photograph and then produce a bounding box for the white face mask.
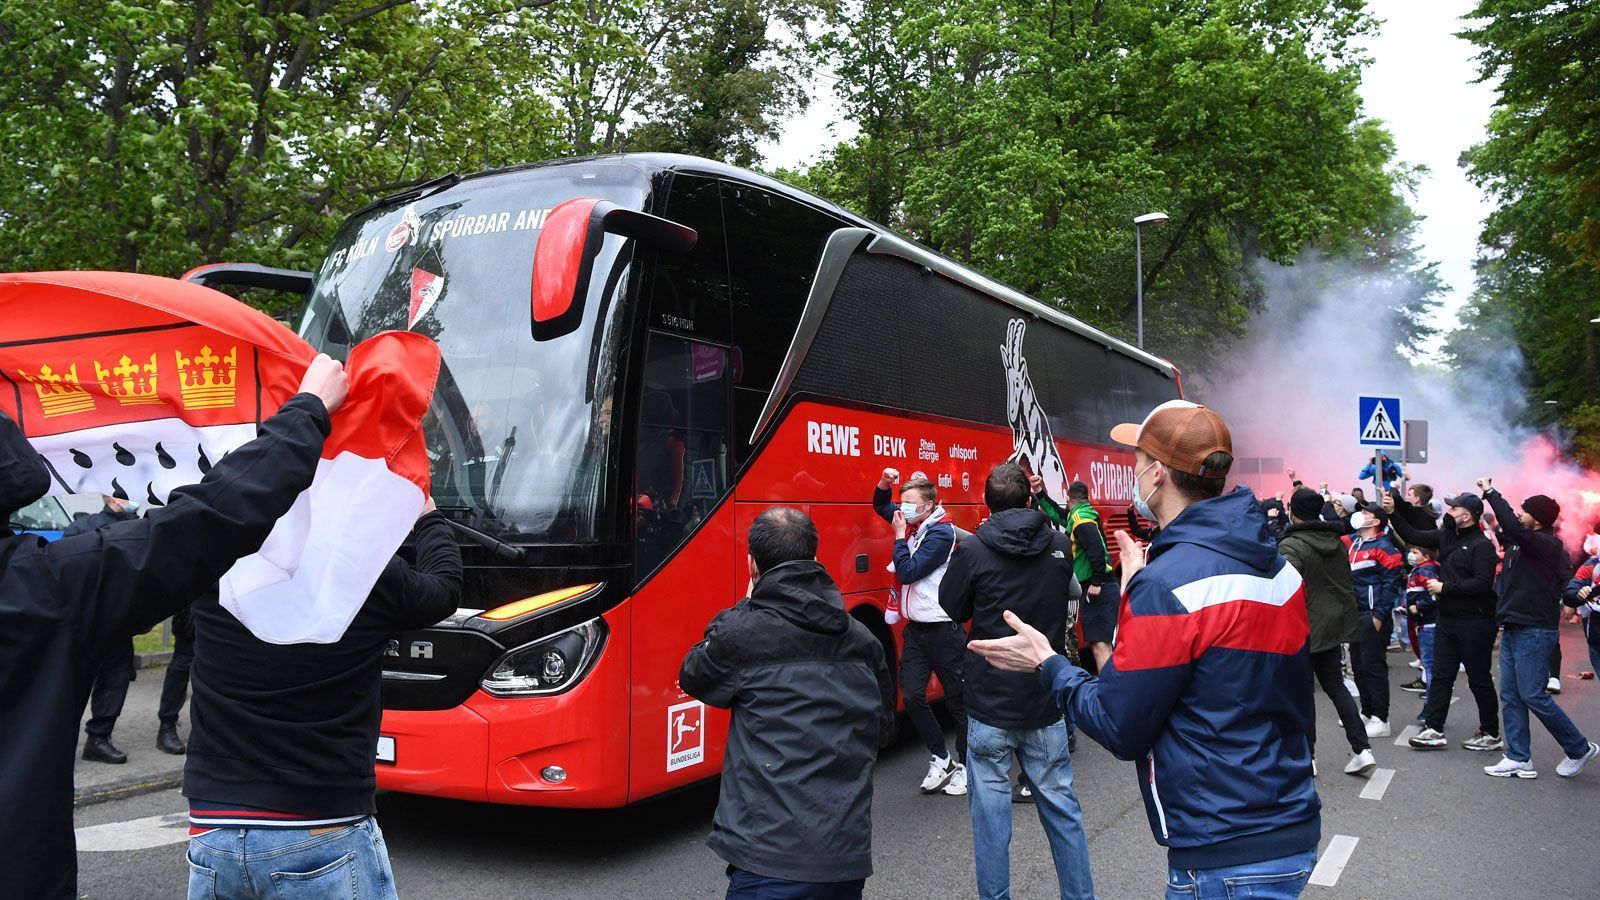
[1132,460,1162,523]
[899,500,927,522]
[1407,551,1421,566]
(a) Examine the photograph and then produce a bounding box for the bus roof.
[364,153,1180,381]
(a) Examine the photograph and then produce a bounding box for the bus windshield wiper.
[351,173,463,219]
[435,508,526,564]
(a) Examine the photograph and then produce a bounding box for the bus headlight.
[480,618,605,697]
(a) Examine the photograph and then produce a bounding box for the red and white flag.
[0,271,442,644]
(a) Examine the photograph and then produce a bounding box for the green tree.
[1460,0,1600,456]
[798,0,1421,370]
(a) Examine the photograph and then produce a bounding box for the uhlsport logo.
[667,700,704,772]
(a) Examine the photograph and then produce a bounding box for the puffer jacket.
[1278,522,1361,652]
[680,560,892,883]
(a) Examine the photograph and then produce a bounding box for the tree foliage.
[794,0,1426,369]
[1458,0,1600,452]
[0,0,820,291]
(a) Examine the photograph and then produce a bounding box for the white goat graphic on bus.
[1003,318,1071,502]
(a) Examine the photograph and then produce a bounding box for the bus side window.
[634,332,731,585]
[648,174,731,344]
[722,182,846,463]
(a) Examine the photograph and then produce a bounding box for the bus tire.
[852,607,900,748]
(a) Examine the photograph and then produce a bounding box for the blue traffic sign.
[1357,395,1402,447]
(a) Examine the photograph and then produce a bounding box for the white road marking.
[75,812,190,852]
[1360,768,1395,800]
[1451,695,1459,704]
[1309,834,1360,887]
[1395,725,1421,746]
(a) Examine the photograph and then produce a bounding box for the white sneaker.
[1547,677,1562,694]
[1463,731,1504,752]
[1557,741,1600,778]
[1409,659,1422,669]
[920,755,955,793]
[1345,749,1377,776]
[1364,717,1391,738]
[1409,727,1448,750]
[942,764,968,795]
[1483,756,1537,779]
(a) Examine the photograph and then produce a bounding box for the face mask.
[1407,551,1421,566]
[122,501,140,514]
[899,500,926,522]
[1132,460,1162,523]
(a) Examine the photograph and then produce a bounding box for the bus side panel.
[626,498,738,803]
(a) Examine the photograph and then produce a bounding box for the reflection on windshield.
[12,496,71,531]
[299,165,647,541]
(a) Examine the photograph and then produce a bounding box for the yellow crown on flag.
[176,345,238,410]
[21,363,95,417]
[95,353,161,406]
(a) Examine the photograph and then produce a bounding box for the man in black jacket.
[0,354,347,900]
[1476,480,1599,778]
[1384,488,1503,751]
[64,495,142,764]
[940,463,1095,900]
[680,507,892,900]
[183,499,462,898]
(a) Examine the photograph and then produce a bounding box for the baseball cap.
[1443,493,1484,518]
[1110,400,1233,477]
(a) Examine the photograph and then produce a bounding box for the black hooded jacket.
[940,507,1074,730]
[0,395,329,899]
[680,560,892,883]
[1386,492,1498,620]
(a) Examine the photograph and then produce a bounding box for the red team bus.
[270,154,1181,807]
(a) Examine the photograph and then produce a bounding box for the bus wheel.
[852,607,900,748]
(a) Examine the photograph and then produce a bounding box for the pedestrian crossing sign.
[1357,395,1402,447]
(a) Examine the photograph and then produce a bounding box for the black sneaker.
[1012,782,1034,804]
[1400,679,1426,693]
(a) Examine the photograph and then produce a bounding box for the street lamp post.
[1134,212,1170,349]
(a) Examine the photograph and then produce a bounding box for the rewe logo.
[1002,319,1069,502]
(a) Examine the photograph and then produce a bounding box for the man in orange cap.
[970,400,1321,899]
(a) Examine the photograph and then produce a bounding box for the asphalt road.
[74,626,1600,899]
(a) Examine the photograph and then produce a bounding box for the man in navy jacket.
[972,401,1320,899]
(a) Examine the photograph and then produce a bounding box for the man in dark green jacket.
[1278,489,1373,776]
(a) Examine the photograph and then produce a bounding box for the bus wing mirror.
[532,198,697,341]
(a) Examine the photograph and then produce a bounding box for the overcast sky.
[760,2,1497,339]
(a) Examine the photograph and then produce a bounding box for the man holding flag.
[0,355,347,898]
[0,270,443,898]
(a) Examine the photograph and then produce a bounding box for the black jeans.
[1348,615,1392,722]
[85,640,135,737]
[158,628,195,724]
[1422,616,1499,735]
[901,620,968,762]
[1309,646,1369,753]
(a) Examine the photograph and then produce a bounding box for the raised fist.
[880,467,899,488]
[1027,473,1044,494]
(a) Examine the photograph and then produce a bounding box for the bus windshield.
[299,164,650,542]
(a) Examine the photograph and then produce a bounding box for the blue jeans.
[1165,849,1317,899]
[967,718,1096,900]
[1417,625,1436,694]
[1500,626,1590,763]
[725,867,864,899]
[187,818,397,899]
